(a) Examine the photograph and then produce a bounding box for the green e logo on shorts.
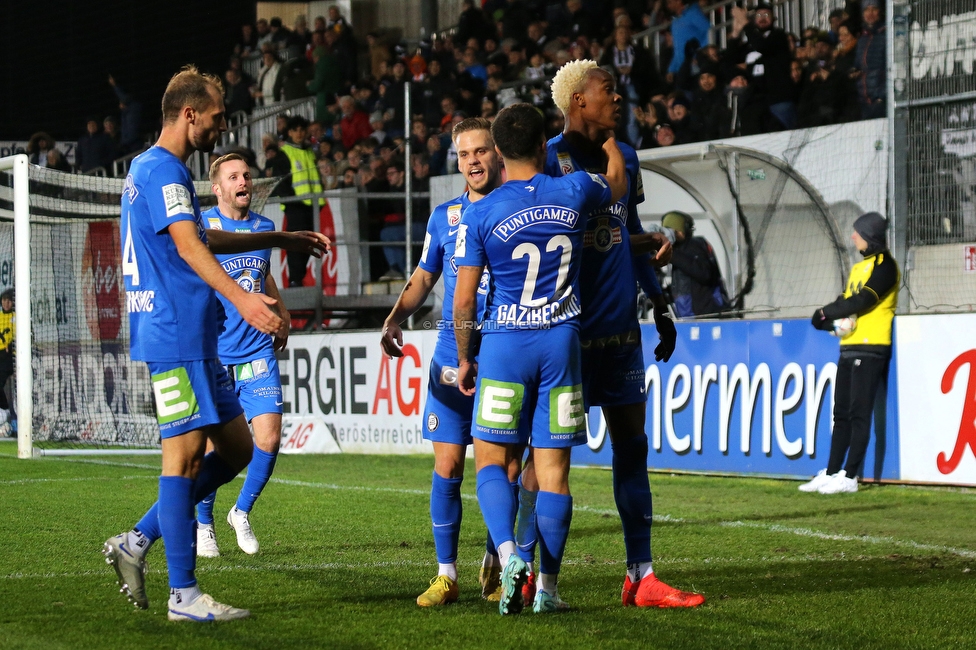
[550,384,584,434]
[476,379,524,430]
[151,367,200,425]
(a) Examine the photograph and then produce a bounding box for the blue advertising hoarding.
[572,319,899,480]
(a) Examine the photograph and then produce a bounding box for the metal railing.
[635,0,803,74]
[218,96,316,164]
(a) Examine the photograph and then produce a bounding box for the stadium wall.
[276,316,975,487]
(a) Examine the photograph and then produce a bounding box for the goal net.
[0,157,277,455]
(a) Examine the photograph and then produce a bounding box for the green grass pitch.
[1,444,975,649]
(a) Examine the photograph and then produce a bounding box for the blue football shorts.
[580,332,647,408]
[147,359,244,439]
[472,327,586,449]
[226,353,283,422]
[422,353,475,446]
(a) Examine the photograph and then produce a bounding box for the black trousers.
[0,350,13,411]
[827,349,890,477]
[284,202,314,286]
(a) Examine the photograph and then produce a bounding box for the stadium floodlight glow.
[0,155,33,459]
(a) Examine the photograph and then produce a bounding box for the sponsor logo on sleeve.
[455,224,467,257]
[162,183,194,218]
[208,218,222,230]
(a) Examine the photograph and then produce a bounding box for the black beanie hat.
[853,211,887,255]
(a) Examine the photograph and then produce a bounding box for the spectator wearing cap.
[661,211,731,317]
[689,63,728,141]
[336,95,373,150]
[666,0,711,83]
[729,2,796,130]
[270,116,324,286]
[805,212,898,495]
[854,0,886,119]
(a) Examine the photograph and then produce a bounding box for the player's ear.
[573,92,585,108]
[211,183,220,197]
[183,104,196,124]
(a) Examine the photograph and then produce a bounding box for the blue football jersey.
[121,146,218,362]
[418,193,468,361]
[455,173,612,332]
[202,207,275,364]
[545,134,656,340]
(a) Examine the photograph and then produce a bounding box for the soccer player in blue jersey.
[103,66,329,622]
[195,153,288,558]
[453,103,627,615]
[518,60,704,609]
[381,118,521,606]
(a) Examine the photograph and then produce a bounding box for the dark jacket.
[729,24,794,105]
[854,21,886,107]
[670,236,730,317]
[689,86,728,141]
[598,42,663,107]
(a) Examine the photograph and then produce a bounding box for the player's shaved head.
[162,65,225,123]
[491,103,545,162]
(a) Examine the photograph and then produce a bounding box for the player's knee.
[434,456,464,479]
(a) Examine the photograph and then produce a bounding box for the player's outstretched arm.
[265,274,290,350]
[381,267,440,358]
[170,221,283,335]
[601,137,628,205]
[453,265,484,396]
[630,232,673,266]
[207,229,331,257]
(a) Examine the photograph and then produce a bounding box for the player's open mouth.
[467,168,484,180]
[236,191,249,198]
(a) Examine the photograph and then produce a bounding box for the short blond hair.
[451,117,494,147]
[209,152,247,183]
[551,59,600,117]
[162,65,224,123]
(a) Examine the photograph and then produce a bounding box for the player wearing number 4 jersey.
[381,118,523,607]
[104,66,329,622]
[454,103,627,615]
[517,60,704,609]
[195,153,289,559]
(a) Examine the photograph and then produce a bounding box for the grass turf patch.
[1,449,974,649]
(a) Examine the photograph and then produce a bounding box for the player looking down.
[517,59,704,609]
[103,66,329,622]
[380,118,521,607]
[195,152,289,558]
[454,103,626,615]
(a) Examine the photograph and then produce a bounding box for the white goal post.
[0,155,34,459]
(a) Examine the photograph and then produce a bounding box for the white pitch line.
[0,552,916,582]
[8,460,975,560]
[721,521,976,559]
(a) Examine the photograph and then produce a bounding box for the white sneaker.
[798,469,832,493]
[227,507,259,554]
[197,523,220,558]
[167,593,250,622]
[818,470,858,494]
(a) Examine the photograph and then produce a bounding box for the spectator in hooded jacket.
[853,0,886,119]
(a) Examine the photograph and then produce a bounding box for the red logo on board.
[937,350,976,474]
[82,221,123,340]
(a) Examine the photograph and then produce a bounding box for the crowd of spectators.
[208,0,886,280]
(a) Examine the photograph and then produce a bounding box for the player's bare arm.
[207,229,332,257]
[264,274,290,350]
[453,265,483,396]
[601,137,627,204]
[630,232,673,266]
[169,220,282,335]
[381,267,440,358]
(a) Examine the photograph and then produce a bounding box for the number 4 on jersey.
[122,218,140,286]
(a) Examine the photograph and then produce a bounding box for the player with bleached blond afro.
[550,59,600,117]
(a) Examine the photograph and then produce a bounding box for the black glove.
[811,308,831,331]
[654,310,677,362]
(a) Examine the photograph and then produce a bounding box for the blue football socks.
[612,434,653,565]
[536,491,573,575]
[197,492,216,526]
[236,447,278,513]
[515,476,538,563]
[476,465,517,552]
[157,476,197,589]
[430,472,463,565]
